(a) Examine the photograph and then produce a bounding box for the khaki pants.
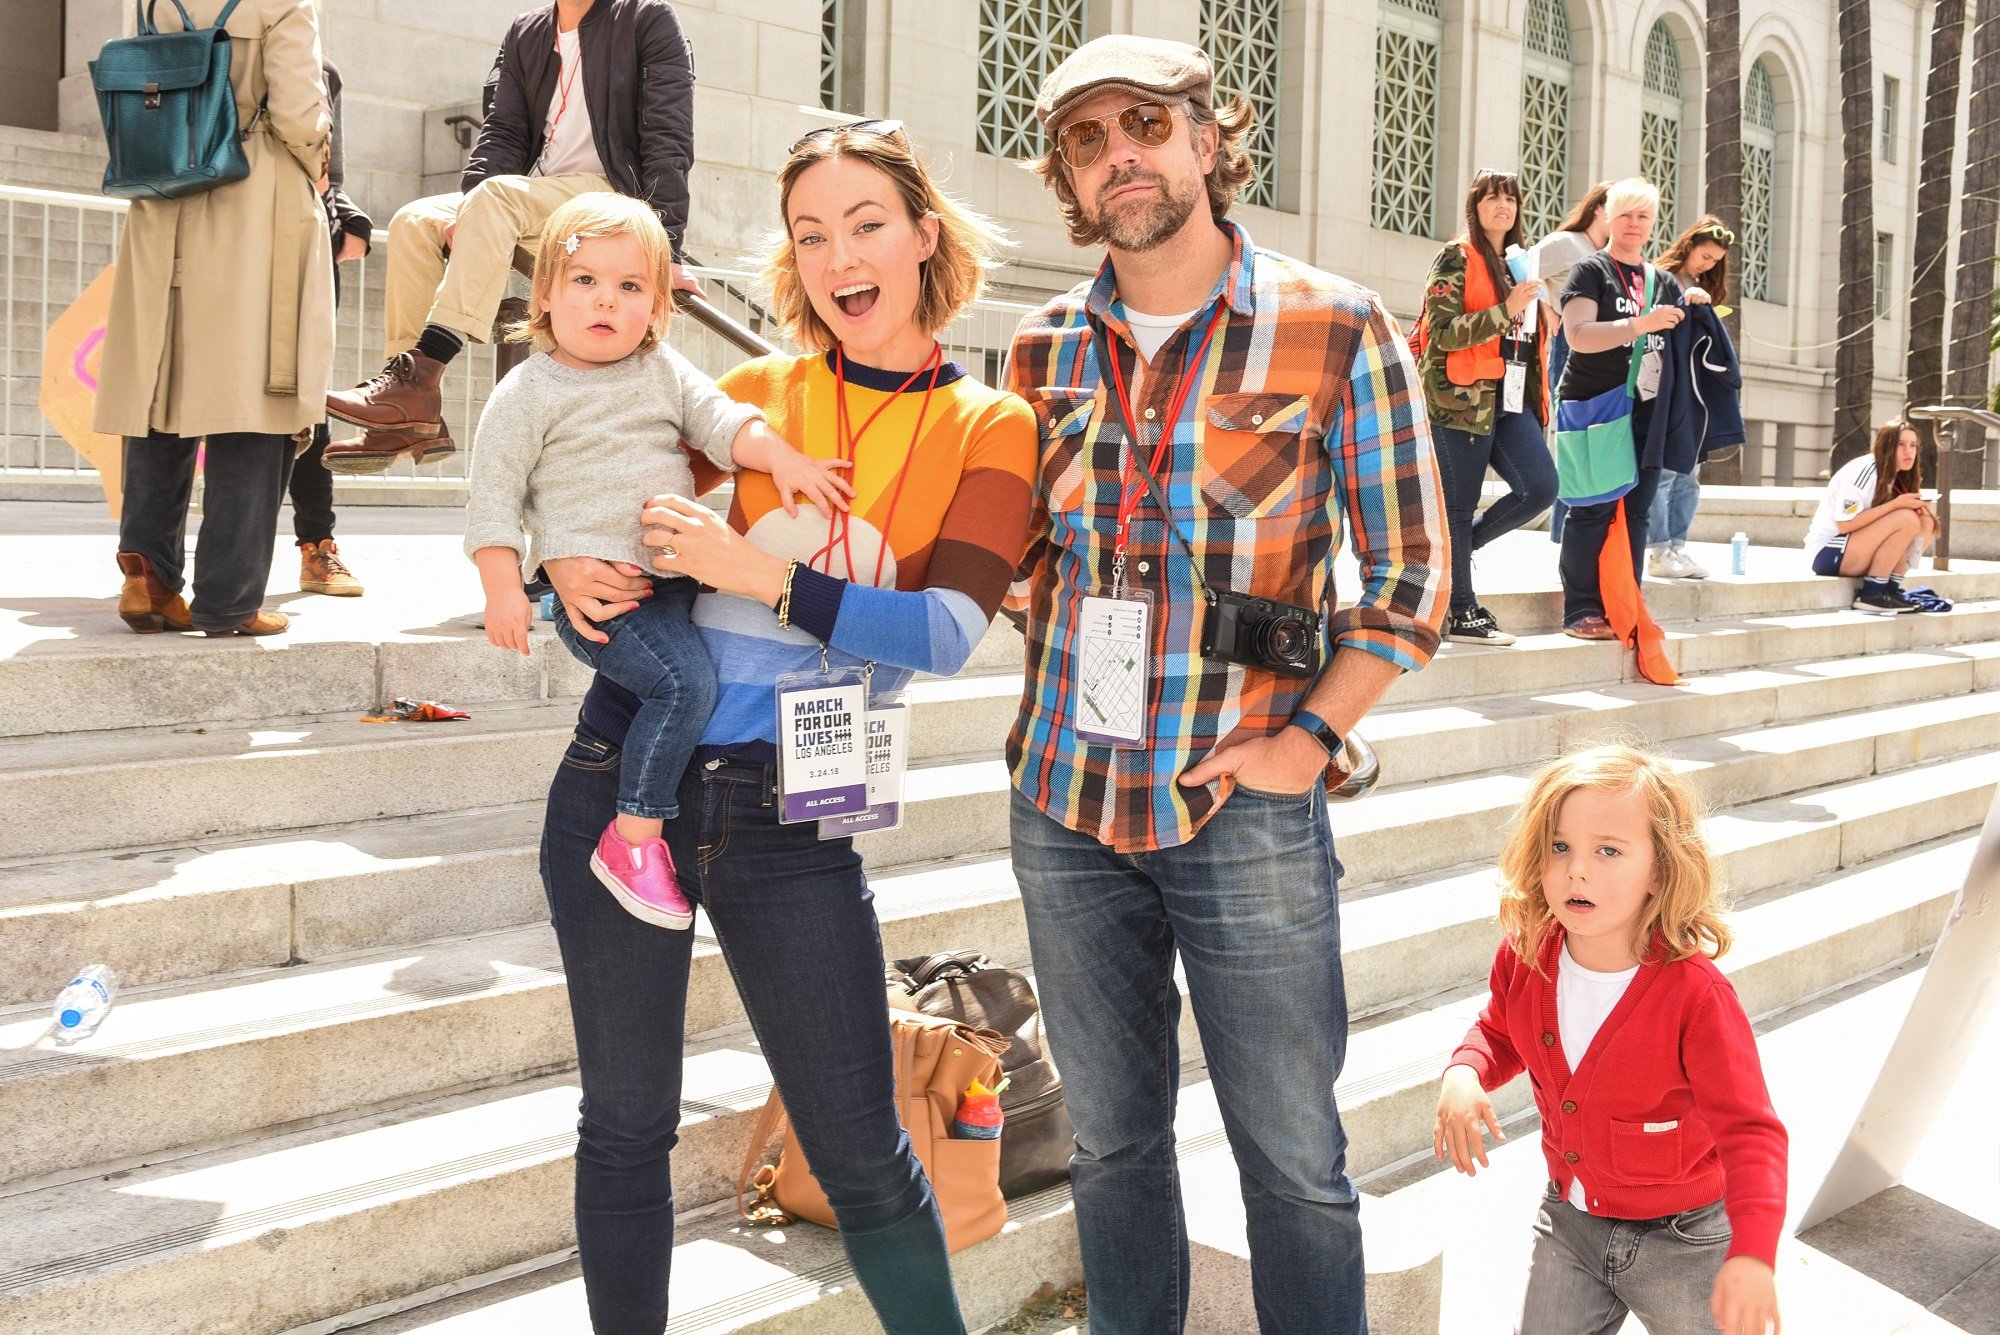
[381,172,610,356]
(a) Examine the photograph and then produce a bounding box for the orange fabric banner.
[1600,500,1680,686]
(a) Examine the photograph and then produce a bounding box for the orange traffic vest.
[1446,240,1507,386]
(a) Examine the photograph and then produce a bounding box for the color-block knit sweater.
[583,351,1037,751]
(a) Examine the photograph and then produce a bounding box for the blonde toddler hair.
[1497,743,1732,974]
[516,192,675,354]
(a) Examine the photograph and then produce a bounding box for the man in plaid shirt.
[1005,35,1447,1332]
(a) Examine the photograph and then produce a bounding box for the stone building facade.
[22,0,1979,483]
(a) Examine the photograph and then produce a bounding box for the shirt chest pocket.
[1031,390,1095,516]
[1199,392,1317,519]
[1609,1117,1691,1185]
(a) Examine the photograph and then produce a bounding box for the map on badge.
[1075,595,1149,744]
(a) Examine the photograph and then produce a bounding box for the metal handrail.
[674,287,777,359]
[1907,404,2000,570]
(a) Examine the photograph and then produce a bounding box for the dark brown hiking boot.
[115,551,194,633]
[321,420,457,474]
[326,351,447,430]
[299,539,364,596]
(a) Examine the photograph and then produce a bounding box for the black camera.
[1202,591,1321,678]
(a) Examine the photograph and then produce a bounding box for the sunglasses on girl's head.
[1695,223,1736,246]
[790,118,906,153]
[1054,101,1183,170]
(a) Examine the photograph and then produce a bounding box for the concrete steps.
[4,534,1998,1332]
[3,821,1968,1335]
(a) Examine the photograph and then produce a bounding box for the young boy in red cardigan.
[1434,744,1786,1335]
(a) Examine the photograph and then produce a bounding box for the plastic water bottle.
[52,965,117,1044]
[1730,532,1749,576]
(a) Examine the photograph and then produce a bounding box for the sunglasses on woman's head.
[1695,223,1736,246]
[1054,101,1182,170]
[790,118,906,153]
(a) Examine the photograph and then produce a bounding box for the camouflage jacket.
[1416,242,1548,437]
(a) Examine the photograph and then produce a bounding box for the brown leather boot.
[204,609,290,637]
[326,351,447,430]
[321,419,457,474]
[299,539,365,596]
[115,552,193,633]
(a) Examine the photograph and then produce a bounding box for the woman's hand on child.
[770,449,854,520]
[1711,1255,1779,1335]
[485,590,534,657]
[1434,1064,1505,1175]
[542,556,652,645]
[643,494,788,605]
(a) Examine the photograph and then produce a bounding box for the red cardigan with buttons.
[1449,928,1789,1266]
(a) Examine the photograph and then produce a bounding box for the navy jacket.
[1644,303,1745,475]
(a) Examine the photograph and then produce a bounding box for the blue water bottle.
[1730,532,1748,576]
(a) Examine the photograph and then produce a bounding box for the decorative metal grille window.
[820,0,843,112]
[1875,231,1893,317]
[1881,75,1899,164]
[1202,0,1283,209]
[1640,22,1682,254]
[977,0,1086,160]
[1373,2,1442,236]
[1518,0,1573,241]
[1742,60,1778,302]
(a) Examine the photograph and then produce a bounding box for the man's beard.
[1091,167,1202,251]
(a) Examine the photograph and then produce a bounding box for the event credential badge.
[775,667,869,823]
[1073,592,1151,747]
[819,695,909,838]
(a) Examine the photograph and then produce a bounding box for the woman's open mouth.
[833,283,879,319]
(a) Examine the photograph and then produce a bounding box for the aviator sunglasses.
[1055,101,1183,170]
[790,118,906,153]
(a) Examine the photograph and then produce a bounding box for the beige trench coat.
[94,0,333,440]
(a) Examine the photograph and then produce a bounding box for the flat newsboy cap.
[1035,35,1214,130]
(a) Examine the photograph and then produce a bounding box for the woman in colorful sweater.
[538,124,1036,1334]
[1418,168,1557,645]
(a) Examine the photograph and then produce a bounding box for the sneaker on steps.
[1670,544,1709,579]
[1853,585,1920,616]
[1648,546,1699,580]
[1445,605,1517,646]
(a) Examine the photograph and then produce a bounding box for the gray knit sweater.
[464,344,763,578]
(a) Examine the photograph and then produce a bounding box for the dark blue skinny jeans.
[1430,407,1559,613]
[541,728,965,1335]
[1009,784,1368,1335]
[552,579,715,822]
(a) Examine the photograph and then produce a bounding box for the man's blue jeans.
[552,578,715,821]
[1646,464,1702,549]
[543,726,965,1335]
[1009,785,1367,1334]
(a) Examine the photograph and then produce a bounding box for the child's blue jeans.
[552,576,716,821]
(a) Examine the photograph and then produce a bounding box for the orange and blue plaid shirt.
[1005,222,1448,853]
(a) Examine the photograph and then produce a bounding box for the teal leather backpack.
[90,0,254,200]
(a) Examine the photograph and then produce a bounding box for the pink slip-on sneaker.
[589,821,694,930]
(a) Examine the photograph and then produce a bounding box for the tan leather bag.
[738,1010,1010,1253]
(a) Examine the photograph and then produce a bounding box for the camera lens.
[1248,612,1313,668]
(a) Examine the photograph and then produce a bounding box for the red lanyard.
[1102,306,1226,572]
[544,33,583,154]
[812,345,944,587]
